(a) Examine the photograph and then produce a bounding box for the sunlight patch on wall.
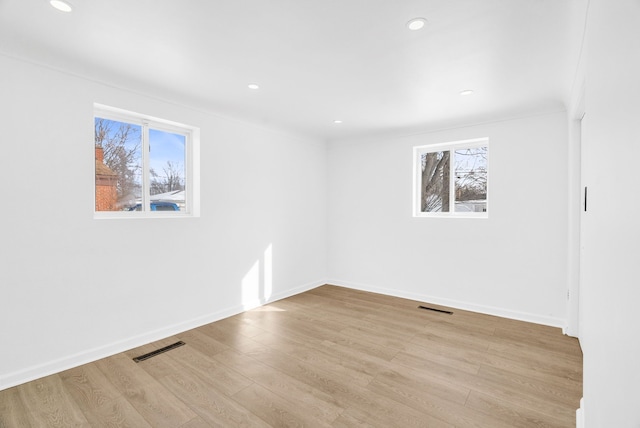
[264,243,273,301]
[241,243,274,310]
[241,259,260,310]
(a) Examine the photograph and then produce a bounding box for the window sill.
[94,211,198,220]
[413,213,488,219]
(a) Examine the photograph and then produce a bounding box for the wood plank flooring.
[0,285,583,427]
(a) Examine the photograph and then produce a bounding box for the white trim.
[565,107,584,338]
[188,127,201,217]
[565,62,586,338]
[94,103,194,130]
[327,279,566,328]
[565,1,588,338]
[576,397,584,428]
[93,211,194,220]
[0,279,325,391]
[413,137,489,151]
[141,119,151,212]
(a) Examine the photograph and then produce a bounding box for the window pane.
[149,129,186,211]
[421,151,450,212]
[454,147,487,213]
[94,117,142,211]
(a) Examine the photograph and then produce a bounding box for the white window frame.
[93,103,200,219]
[413,137,489,218]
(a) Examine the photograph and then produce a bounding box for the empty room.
[0,0,638,427]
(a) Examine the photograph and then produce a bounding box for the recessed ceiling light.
[50,0,73,12]
[459,89,474,96]
[247,83,260,90]
[333,120,343,124]
[407,18,427,31]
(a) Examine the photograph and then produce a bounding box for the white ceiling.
[0,0,586,140]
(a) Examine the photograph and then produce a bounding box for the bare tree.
[421,147,487,213]
[421,151,450,212]
[150,161,184,195]
[95,118,141,205]
[454,147,487,202]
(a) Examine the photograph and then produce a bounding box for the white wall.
[579,0,640,425]
[327,112,569,326]
[0,54,327,390]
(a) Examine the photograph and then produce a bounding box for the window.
[94,104,199,218]
[413,138,488,217]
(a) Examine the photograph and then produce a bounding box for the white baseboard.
[564,323,580,338]
[576,397,584,428]
[327,279,566,328]
[0,279,325,392]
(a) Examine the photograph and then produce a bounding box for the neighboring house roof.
[150,189,185,202]
[95,160,117,176]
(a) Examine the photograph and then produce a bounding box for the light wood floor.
[0,285,582,427]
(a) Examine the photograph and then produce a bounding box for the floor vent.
[133,341,185,362]
[418,305,453,315]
